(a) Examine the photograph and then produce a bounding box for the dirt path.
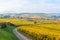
[13,28,31,40]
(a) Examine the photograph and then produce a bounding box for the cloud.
[36,0,60,13]
[0,0,60,13]
[0,0,22,13]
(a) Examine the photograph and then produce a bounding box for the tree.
[34,21,37,24]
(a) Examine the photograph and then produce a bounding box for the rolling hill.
[0,13,60,19]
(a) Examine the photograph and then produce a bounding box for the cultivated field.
[0,19,60,40]
[0,19,33,40]
[17,19,60,40]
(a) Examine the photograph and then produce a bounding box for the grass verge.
[0,26,19,40]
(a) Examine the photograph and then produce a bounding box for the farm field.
[0,19,33,40]
[18,22,60,40]
[1,19,60,40]
[0,19,33,25]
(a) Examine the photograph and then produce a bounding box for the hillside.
[0,13,59,19]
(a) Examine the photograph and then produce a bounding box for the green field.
[0,26,19,40]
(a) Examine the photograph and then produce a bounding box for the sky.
[0,0,60,13]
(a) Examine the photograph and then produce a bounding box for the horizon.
[0,13,56,15]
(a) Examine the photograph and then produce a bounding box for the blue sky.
[0,0,60,13]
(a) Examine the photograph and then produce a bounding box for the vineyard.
[17,22,60,40]
[18,24,60,40]
[0,19,60,40]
